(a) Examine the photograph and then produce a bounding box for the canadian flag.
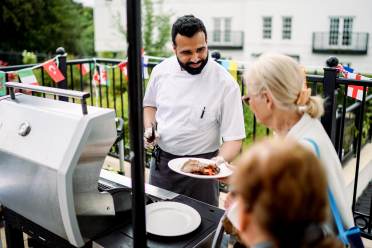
[92,67,100,86]
[118,61,128,80]
[336,65,369,101]
[77,63,90,76]
[99,65,109,86]
[43,59,65,83]
[344,72,369,101]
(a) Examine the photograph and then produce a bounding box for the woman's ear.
[262,91,274,110]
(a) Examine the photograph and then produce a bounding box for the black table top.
[93,194,225,248]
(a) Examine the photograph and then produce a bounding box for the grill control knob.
[18,122,31,136]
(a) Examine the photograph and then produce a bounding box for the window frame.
[282,16,292,40]
[262,16,272,40]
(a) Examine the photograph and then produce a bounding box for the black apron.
[149,147,219,206]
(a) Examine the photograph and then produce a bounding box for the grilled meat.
[181,159,220,176]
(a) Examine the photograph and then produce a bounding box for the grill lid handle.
[5,82,91,115]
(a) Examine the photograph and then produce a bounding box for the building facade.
[94,0,372,72]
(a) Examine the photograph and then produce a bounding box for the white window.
[224,18,231,42]
[282,16,292,40]
[328,16,354,46]
[342,17,353,45]
[213,18,221,42]
[262,17,272,39]
[329,17,340,45]
[213,17,232,43]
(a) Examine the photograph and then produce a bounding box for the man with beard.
[143,15,245,206]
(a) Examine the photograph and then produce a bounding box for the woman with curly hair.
[231,138,343,248]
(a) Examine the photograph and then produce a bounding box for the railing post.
[126,0,147,247]
[56,47,68,101]
[321,67,338,146]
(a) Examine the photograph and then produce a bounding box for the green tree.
[0,0,94,58]
[75,7,94,56]
[142,0,172,57]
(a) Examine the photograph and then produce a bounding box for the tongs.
[146,121,157,143]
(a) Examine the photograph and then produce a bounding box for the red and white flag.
[92,67,100,86]
[7,72,18,82]
[347,85,365,101]
[43,59,65,83]
[18,69,38,85]
[344,72,370,101]
[77,63,90,76]
[336,65,370,101]
[118,61,128,80]
[99,65,109,86]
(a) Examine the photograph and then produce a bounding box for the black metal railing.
[2,51,372,238]
[312,32,369,54]
[334,75,372,239]
[1,52,371,162]
[1,52,370,163]
[307,69,372,238]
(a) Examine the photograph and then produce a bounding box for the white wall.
[240,0,372,71]
[94,0,127,52]
[94,0,372,72]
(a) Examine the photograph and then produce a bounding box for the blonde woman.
[232,138,343,248]
[240,53,354,228]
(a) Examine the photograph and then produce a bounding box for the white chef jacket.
[287,113,355,228]
[143,56,246,155]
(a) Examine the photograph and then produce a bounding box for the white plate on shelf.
[168,157,233,179]
[146,201,201,236]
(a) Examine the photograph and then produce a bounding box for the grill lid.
[0,83,117,247]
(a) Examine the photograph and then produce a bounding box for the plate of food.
[168,157,233,179]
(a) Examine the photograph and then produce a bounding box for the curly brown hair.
[233,138,343,248]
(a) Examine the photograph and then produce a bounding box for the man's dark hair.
[172,15,207,45]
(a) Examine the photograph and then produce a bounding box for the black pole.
[337,86,348,160]
[321,67,338,146]
[126,0,147,247]
[352,86,367,211]
[4,209,25,248]
[56,47,68,102]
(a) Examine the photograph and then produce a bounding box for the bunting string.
[0,54,66,96]
[1,53,370,100]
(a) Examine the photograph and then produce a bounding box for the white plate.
[168,157,233,179]
[146,201,201,236]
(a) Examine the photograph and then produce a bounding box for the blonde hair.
[233,138,342,248]
[245,53,324,118]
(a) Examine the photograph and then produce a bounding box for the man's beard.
[177,55,208,75]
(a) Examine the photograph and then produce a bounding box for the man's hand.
[211,156,226,166]
[144,127,160,150]
[224,191,236,209]
[211,156,235,184]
